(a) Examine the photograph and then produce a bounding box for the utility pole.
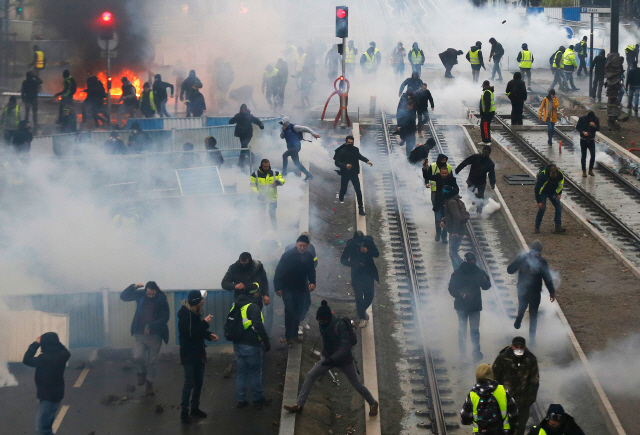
[589,12,594,98]
[611,0,619,53]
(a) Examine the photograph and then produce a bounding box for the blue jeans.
[433,206,448,238]
[535,193,562,228]
[628,85,640,109]
[546,119,555,144]
[404,132,416,157]
[282,291,306,339]
[158,99,170,117]
[491,59,502,80]
[457,310,481,354]
[300,291,311,322]
[449,233,464,270]
[36,400,60,435]
[234,343,264,402]
[181,361,205,409]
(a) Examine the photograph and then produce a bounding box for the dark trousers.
[393,63,405,77]
[580,140,596,171]
[480,113,494,143]
[181,361,205,409]
[467,181,486,213]
[417,109,429,133]
[283,291,306,339]
[24,98,38,125]
[339,172,363,208]
[432,191,448,238]
[282,145,311,177]
[58,96,73,120]
[511,100,524,125]
[471,65,481,82]
[352,271,375,319]
[238,136,251,167]
[577,55,587,76]
[186,102,193,117]
[403,132,416,156]
[516,291,541,342]
[515,403,532,435]
[519,68,531,86]
[535,193,562,228]
[444,62,454,78]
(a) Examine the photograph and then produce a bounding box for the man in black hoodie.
[442,184,468,269]
[414,82,435,137]
[398,71,424,96]
[448,252,491,362]
[590,49,606,101]
[341,231,380,327]
[20,71,43,127]
[274,234,317,344]
[576,111,600,176]
[178,290,218,423]
[507,240,556,343]
[506,72,527,125]
[229,103,264,167]
[221,251,270,307]
[455,145,496,213]
[283,300,379,416]
[489,37,505,81]
[334,135,373,216]
[528,404,586,435]
[120,281,170,395]
[23,332,71,435]
[180,70,203,117]
[534,164,565,233]
[439,48,464,78]
[153,74,174,117]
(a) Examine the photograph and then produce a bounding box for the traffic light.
[336,6,348,38]
[99,11,114,40]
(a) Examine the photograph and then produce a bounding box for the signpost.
[98,12,116,119]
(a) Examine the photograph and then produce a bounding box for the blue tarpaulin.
[563,7,581,22]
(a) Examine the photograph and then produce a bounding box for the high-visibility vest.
[469,385,511,433]
[519,50,532,68]
[229,303,265,339]
[469,49,481,65]
[625,44,637,54]
[345,46,357,64]
[295,53,306,72]
[2,105,20,129]
[531,428,551,435]
[143,91,156,111]
[35,51,44,69]
[410,49,424,65]
[62,76,74,97]
[429,162,453,192]
[250,168,285,202]
[364,52,376,70]
[263,68,278,79]
[552,50,563,68]
[538,168,564,194]
[480,89,495,113]
[563,49,576,67]
[578,40,587,56]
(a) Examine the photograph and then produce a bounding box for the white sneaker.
[303,322,311,330]
[358,319,368,328]
[298,325,304,336]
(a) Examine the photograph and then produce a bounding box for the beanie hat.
[547,404,566,420]
[512,336,526,346]
[530,240,543,253]
[297,234,310,244]
[316,300,332,320]
[188,290,205,306]
[475,363,494,382]
[482,80,490,87]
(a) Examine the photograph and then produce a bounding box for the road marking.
[52,405,69,433]
[74,368,89,388]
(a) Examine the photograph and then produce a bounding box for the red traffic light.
[339,76,345,81]
[102,12,112,22]
[336,8,346,18]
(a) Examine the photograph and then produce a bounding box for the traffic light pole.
[611,0,619,53]
[589,13,594,98]
[106,40,112,120]
[339,36,348,127]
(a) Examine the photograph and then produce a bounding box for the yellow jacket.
[250,168,285,202]
[538,96,559,123]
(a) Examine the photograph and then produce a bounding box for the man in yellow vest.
[549,45,566,92]
[408,42,425,76]
[460,363,518,435]
[479,80,495,144]
[360,42,381,78]
[624,43,639,73]
[562,45,579,91]
[517,43,534,89]
[576,36,588,76]
[1,96,20,144]
[529,404,586,435]
[251,159,285,231]
[466,41,485,83]
[345,40,358,78]
[30,45,45,77]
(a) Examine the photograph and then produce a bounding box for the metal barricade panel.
[163,117,204,130]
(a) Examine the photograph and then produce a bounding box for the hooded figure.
[221,252,270,305]
[229,103,264,166]
[591,49,606,101]
[153,73,174,117]
[549,46,567,91]
[399,71,424,95]
[391,42,406,76]
[12,120,33,153]
[576,110,600,175]
[529,404,586,435]
[439,48,464,78]
[488,38,505,82]
[334,135,372,214]
[455,145,496,213]
[128,121,152,153]
[506,71,528,125]
[408,137,436,164]
[408,42,425,75]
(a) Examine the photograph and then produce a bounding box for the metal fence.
[123,116,277,131]
[2,289,235,349]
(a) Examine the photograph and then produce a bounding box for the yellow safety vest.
[2,105,20,129]
[552,50,562,68]
[480,89,495,113]
[532,428,550,435]
[35,51,44,69]
[250,168,285,202]
[519,50,532,68]
[295,53,306,72]
[469,49,481,65]
[364,52,375,69]
[263,68,278,79]
[143,91,156,111]
[625,44,637,54]
[429,162,453,191]
[538,169,564,194]
[410,49,424,64]
[229,303,265,340]
[345,46,356,64]
[62,76,74,97]
[563,49,576,67]
[469,385,511,433]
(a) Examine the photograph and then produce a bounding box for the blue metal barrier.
[173,290,235,346]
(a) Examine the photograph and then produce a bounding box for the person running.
[423,155,454,242]
[455,145,496,214]
[334,135,373,216]
[576,111,600,177]
[279,116,320,180]
[229,103,264,168]
[534,164,566,234]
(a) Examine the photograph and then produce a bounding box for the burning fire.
[240,3,248,14]
[97,70,142,97]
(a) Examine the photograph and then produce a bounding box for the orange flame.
[96,70,142,97]
[240,3,248,14]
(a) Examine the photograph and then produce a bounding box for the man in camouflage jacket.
[492,336,539,435]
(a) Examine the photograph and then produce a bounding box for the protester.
[250,159,285,231]
[454,145,496,214]
[1,96,20,144]
[153,73,174,118]
[53,70,76,123]
[576,111,600,176]
[221,251,270,306]
[538,89,559,146]
[180,70,203,117]
[280,116,320,180]
[116,77,138,128]
[139,82,156,118]
[229,103,264,167]
[21,71,42,127]
[414,82,434,137]
[442,183,469,270]
[534,165,565,233]
[334,135,373,216]
[528,404,586,435]
[285,232,318,335]
[506,72,527,126]
[12,120,33,154]
[204,136,224,166]
[423,155,454,242]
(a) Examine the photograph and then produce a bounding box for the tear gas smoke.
[595,151,614,167]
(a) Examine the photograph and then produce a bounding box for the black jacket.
[414,88,434,111]
[490,42,504,60]
[528,416,585,435]
[334,143,369,175]
[180,74,203,101]
[455,153,496,187]
[591,53,606,77]
[397,108,417,137]
[232,294,269,347]
[178,301,213,364]
[534,165,564,201]
[506,78,527,103]
[550,50,563,68]
[320,316,353,366]
[340,234,380,282]
[448,260,491,311]
[221,260,269,301]
[576,111,599,143]
[507,251,556,297]
[120,284,171,344]
[190,91,206,117]
[23,333,71,402]
[153,80,174,101]
[21,76,43,101]
[398,76,423,94]
[229,111,264,139]
[439,48,460,66]
[273,248,316,292]
[84,75,105,104]
[423,170,458,211]
[626,66,640,88]
[128,130,152,153]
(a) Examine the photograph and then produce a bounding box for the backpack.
[224,304,245,342]
[475,393,504,431]
[445,198,470,225]
[335,317,358,347]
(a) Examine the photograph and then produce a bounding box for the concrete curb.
[278,169,310,435]
[461,125,627,435]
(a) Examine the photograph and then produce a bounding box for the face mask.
[514,349,525,357]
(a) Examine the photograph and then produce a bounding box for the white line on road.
[52,405,69,433]
[73,368,89,388]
